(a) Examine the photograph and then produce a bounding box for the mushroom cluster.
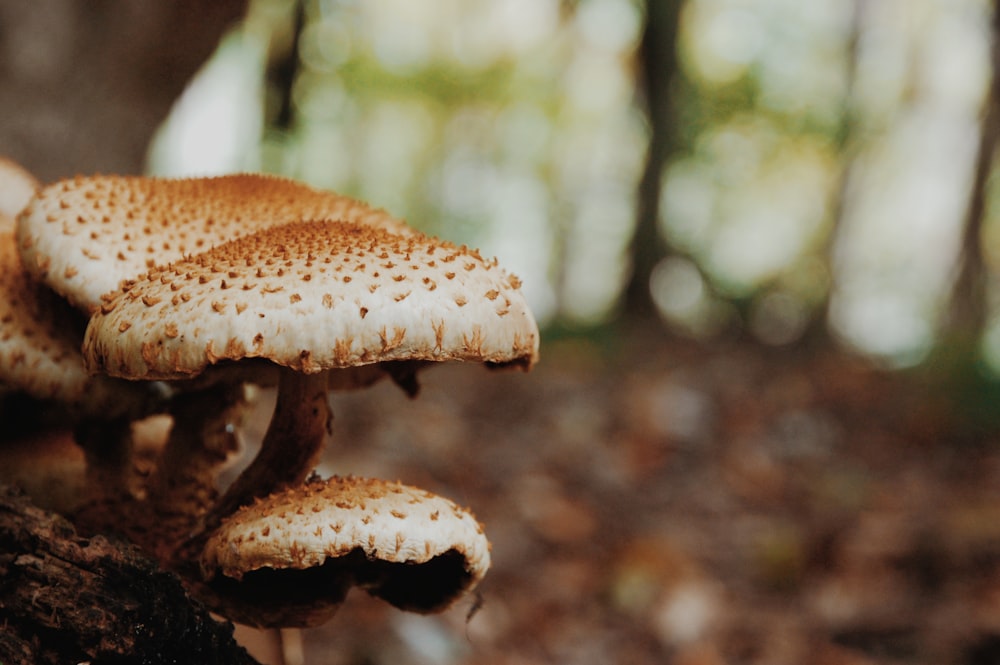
[7,170,539,629]
[0,204,169,509]
[0,159,170,515]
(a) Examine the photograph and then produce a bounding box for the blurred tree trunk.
[0,0,247,182]
[621,0,684,322]
[803,0,864,346]
[265,0,305,134]
[920,0,1000,442]
[944,0,1000,346]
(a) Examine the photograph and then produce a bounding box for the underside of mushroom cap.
[84,220,539,380]
[199,475,491,627]
[16,173,415,312]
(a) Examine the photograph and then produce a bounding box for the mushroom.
[0,210,167,512]
[127,381,250,562]
[83,219,538,533]
[0,220,158,422]
[0,217,244,553]
[199,475,491,628]
[0,161,165,515]
[16,173,414,313]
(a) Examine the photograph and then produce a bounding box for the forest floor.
[7,323,1000,664]
[235,324,1000,665]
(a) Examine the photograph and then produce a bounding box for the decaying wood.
[0,483,261,665]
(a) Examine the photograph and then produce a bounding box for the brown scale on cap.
[83,219,539,538]
[199,475,491,628]
[16,173,415,313]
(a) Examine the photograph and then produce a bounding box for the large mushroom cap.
[200,475,491,627]
[84,220,539,380]
[16,173,414,312]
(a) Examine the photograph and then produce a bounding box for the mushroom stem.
[144,383,247,562]
[205,368,330,529]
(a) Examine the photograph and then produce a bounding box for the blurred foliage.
[150,0,1000,373]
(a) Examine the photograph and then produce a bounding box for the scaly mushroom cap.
[200,475,490,626]
[16,173,414,313]
[0,219,155,418]
[84,220,539,380]
[0,157,39,219]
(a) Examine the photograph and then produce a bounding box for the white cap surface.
[84,220,539,379]
[200,475,490,622]
[202,475,490,579]
[17,173,413,312]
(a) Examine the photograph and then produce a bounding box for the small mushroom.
[16,173,414,313]
[199,475,490,628]
[83,219,539,533]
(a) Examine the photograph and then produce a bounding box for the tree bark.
[944,0,1000,344]
[0,0,248,182]
[0,484,261,665]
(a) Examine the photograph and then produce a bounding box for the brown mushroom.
[198,475,491,628]
[83,219,539,534]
